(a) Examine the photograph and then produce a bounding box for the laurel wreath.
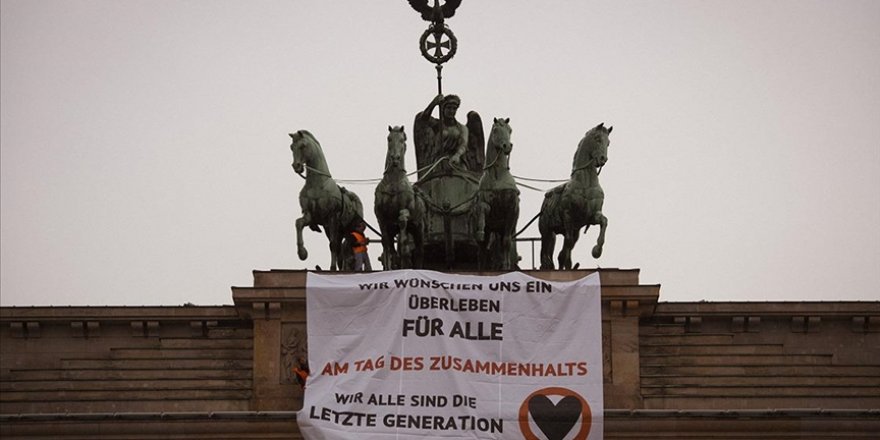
[419,26,458,65]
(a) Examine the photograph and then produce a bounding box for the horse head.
[574,122,612,172]
[289,130,326,176]
[385,126,407,173]
[487,117,513,166]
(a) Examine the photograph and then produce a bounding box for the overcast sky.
[2,1,878,306]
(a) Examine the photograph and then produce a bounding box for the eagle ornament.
[407,0,463,24]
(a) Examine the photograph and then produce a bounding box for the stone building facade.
[2,269,878,439]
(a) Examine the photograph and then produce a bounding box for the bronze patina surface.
[540,123,612,270]
[289,131,363,271]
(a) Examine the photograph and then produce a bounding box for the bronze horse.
[473,118,519,270]
[289,130,363,271]
[539,123,612,270]
[374,126,425,269]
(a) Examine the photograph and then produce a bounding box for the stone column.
[250,301,284,410]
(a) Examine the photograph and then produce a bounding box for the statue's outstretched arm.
[419,94,443,120]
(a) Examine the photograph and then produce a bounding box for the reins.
[292,143,607,238]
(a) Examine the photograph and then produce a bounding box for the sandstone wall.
[1,306,253,414]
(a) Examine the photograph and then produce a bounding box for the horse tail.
[498,189,519,206]
[539,185,564,233]
[339,186,364,231]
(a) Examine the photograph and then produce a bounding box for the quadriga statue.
[289,130,364,271]
[539,123,612,270]
[473,117,519,270]
[374,126,426,269]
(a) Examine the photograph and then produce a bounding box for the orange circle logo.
[518,387,591,440]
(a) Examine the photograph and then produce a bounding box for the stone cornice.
[0,306,238,322]
[654,301,880,317]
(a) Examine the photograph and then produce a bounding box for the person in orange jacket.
[293,365,309,389]
[350,221,372,271]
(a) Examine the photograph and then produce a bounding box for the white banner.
[298,270,603,440]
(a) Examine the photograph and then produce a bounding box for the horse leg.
[559,227,579,270]
[326,219,340,271]
[474,199,487,243]
[497,232,510,271]
[539,221,556,270]
[339,234,354,271]
[295,212,312,261]
[558,211,579,270]
[504,204,520,270]
[501,203,519,270]
[592,213,608,258]
[397,232,408,269]
[472,199,488,270]
[398,210,410,269]
[486,233,499,270]
[327,232,338,271]
[503,229,518,271]
[379,221,394,270]
[412,212,425,269]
